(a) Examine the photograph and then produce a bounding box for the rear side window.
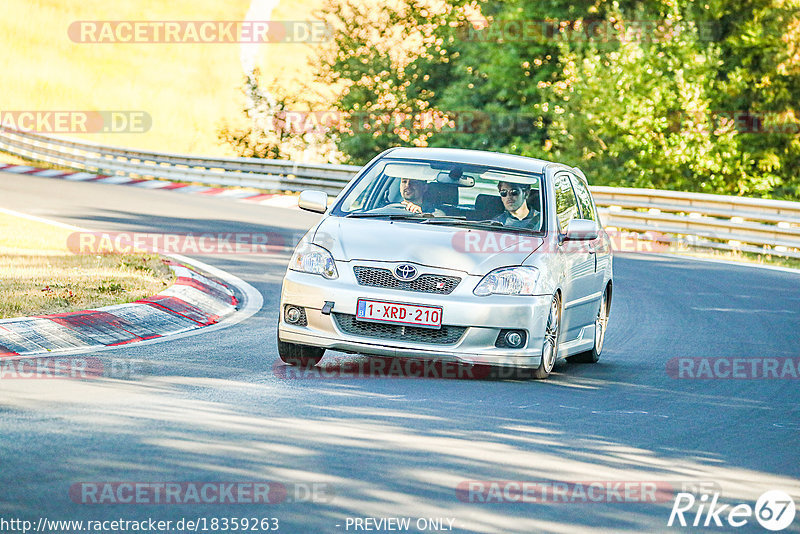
[570,175,597,222]
[554,173,579,231]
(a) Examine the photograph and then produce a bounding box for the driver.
[493,181,540,229]
[399,177,437,214]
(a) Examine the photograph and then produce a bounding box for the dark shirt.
[420,200,440,214]
[493,209,541,230]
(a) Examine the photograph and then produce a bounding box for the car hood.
[312,216,543,275]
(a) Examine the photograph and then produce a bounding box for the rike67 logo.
[668,490,796,531]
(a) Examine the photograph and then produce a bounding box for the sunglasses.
[499,189,523,198]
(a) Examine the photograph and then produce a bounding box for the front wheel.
[277,337,324,368]
[568,286,610,364]
[533,292,562,379]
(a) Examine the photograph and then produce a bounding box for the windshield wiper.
[345,212,429,221]
[421,218,537,233]
[422,218,503,227]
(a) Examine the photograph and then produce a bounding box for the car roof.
[382,147,557,175]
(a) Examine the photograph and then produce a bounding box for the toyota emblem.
[394,264,418,281]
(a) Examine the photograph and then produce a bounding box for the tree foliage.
[314,0,800,199]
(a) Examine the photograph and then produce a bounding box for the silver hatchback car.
[278,147,612,379]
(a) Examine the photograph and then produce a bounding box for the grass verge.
[0,213,173,319]
[673,249,800,271]
[0,0,325,157]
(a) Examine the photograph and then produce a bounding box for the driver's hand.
[401,200,423,214]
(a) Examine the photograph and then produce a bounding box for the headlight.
[474,266,540,296]
[289,241,338,279]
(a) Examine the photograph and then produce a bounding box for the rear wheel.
[568,286,609,364]
[533,292,561,379]
[277,329,324,368]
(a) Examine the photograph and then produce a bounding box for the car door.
[569,172,608,293]
[553,171,596,340]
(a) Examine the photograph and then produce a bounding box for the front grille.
[353,266,460,295]
[333,313,466,345]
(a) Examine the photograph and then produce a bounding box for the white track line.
[62,172,101,181]
[132,180,173,189]
[33,169,70,177]
[0,207,85,231]
[94,176,133,184]
[3,166,36,173]
[651,252,800,276]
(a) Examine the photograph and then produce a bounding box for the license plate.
[356,299,442,329]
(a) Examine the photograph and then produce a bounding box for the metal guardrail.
[2,127,799,259]
[0,127,360,194]
[594,187,800,259]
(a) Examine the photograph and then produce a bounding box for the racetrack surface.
[1,171,798,533]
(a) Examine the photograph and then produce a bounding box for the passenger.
[399,177,438,214]
[493,181,540,229]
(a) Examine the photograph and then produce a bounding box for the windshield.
[333,158,545,233]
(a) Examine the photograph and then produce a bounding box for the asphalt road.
[0,172,798,534]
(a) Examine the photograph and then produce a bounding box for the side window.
[339,167,383,212]
[554,173,579,232]
[570,175,597,222]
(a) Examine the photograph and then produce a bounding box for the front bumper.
[278,263,552,368]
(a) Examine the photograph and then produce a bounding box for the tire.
[533,292,562,379]
[277,332,324,368]
[568,285,610,364]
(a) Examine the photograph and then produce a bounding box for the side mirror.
[298,190,328,214]
[564,219,599,241]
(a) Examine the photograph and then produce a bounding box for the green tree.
[313,0,473,163]
[218,70,338,162]
[218,71,294,160]
[701,0,800,197]
[314,0,800,198]
[544,11,748,193]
